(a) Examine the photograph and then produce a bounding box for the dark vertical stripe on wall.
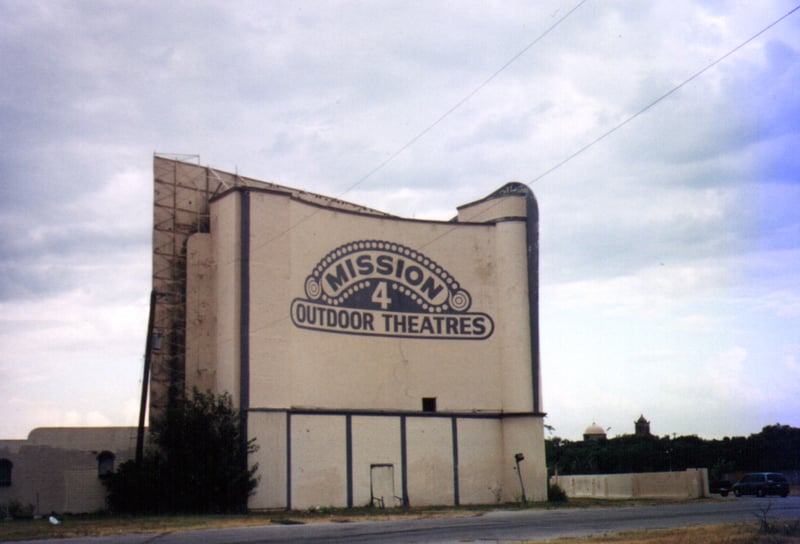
[346,415,353,508]
[524,189,541,413]
[451,417,460,506]
[400,416,409,506]
[239,190,252,481]
[286,412,292,509]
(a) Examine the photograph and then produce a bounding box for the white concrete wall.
[211,193,241,400]
[501,417,548,502]
[406,418,454,506]
[457,418,504,504]
[551,468,710,499]
[495,220,534,413]
[351,416,402,507]
[241,193,516,411]
[290,415,347,509]
[248,191,293,409]
[248,411,287,510]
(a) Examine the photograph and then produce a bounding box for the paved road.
[8,497,800,544]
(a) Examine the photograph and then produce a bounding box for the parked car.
[710,479,732,496]
[732,472,789,497]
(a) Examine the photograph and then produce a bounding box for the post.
[136,290,158,465]
[515,453,527,504]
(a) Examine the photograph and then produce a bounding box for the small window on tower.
[422,397,437,412]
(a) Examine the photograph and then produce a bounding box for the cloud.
[2,390,142,440]
[86,411,113,427]
[755,289,800,318]
[545,260,728,320]
[1,0,799,441]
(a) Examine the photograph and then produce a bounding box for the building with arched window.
[0,428,136,515]
[144,156,548,508]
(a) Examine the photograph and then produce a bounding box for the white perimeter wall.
[551,468,710,499]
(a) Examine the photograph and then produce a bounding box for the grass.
[1,502,797,542]
[0,497,677,539]
[541,522,800,543]
[0,505,500,540]
[0,514,273,541]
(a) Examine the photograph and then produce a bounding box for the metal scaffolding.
[149,155,228,420]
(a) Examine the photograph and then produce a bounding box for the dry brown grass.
[542,522,800,544]
[2,511,798,543]
[0,515,260,541]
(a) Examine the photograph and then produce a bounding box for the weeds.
[548,482,568,502]
[755,501,774,533]
[752,501,800,542]
[0,500,35,520]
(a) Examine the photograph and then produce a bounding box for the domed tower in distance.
[583,422,607,442]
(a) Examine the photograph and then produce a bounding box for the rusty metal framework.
[149,155,228,420]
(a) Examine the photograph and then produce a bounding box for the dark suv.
[732,472,789,497]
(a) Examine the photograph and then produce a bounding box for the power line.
[243,3,799,338]
[527,3,800,185]
[338,0,589,197]
[254,1,799,261]
[418,4,800,252]
[249,0,588,255]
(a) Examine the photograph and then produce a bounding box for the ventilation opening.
[422,397,437,412]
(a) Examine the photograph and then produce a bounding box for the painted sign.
[291,240,494,339]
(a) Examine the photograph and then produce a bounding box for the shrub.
[7,500,35,519]
[105,389,258,514]
[548,482,568,502]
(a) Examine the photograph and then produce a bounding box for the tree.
[545,424,800,476]
[105,389,258,514]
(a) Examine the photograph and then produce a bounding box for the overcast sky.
[1,1,798,441]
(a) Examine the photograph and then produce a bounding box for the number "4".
[371,281,391,310]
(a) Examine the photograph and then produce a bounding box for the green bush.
[104,389,258,514]
[7,500,35,519]
[547,483,568,502]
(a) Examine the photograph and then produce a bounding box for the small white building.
[0,427,136,515]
